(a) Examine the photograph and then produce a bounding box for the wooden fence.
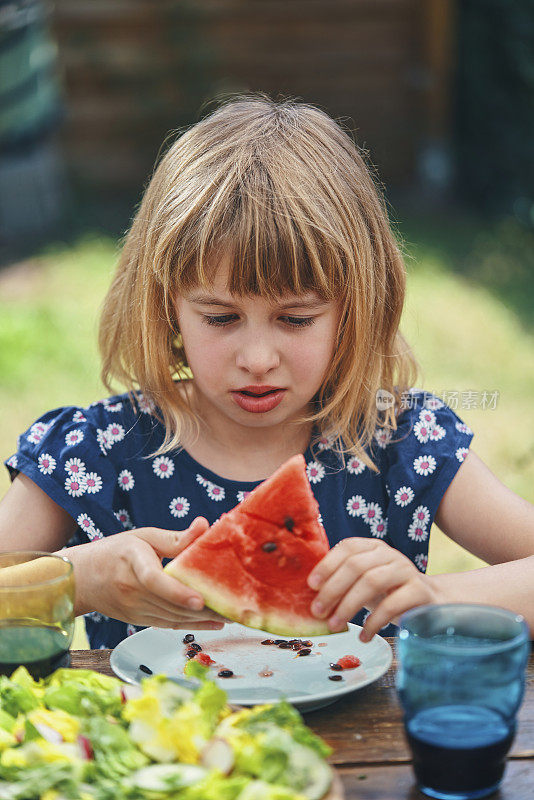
[51,0,453,195]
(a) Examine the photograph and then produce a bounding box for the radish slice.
[201,738,235,775]
[78,734,94,760]
[121,684,143,703]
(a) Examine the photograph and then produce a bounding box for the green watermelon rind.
[165,561,333,637]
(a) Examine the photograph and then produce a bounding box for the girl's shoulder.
[5,390,164,473]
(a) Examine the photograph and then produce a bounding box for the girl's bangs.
[174,167,346,301]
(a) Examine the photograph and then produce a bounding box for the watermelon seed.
[139,664,152,674]
[329,674,343,682]
[218,669,234,678]
[284,516,294,531]
[262,542,277,552]
[261,639,275,645]
[291,642,303,650]
[278,641,292,649]
[288,639,300,644]
[185,649,198,659]
[183,634,195,643]
[273,639,286,645]
[301,640,313,647]
[297,648,312,656]
[188,642,202,652]
[330,662,343,670]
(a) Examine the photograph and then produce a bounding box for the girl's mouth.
[231,389,286,413]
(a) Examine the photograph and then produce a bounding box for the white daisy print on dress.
[196,474,208,487]
[419,409,436,426]
[118,469,135,491]
[412,505,430,527]
[136,392,155,414]
[317,433,335,451]
[346,495,367,518]
[237,490,251,503]
[346,456,365,475]
[38,453,56,475]
[206,481,225,501]
[82,472,103,494]
[85,611,108,623]
[65,429,84,447]
[370,517,388,539]
[415,553,429,572]
[424,396,444,411]
[363,502,383,525]
[77,513,99,539]
[413,454,437,476]
[105,422,125,444]
[152,456,175,479]
[394,485,414,507]
[65,476,86,497]
[114,509,133,529]
[6,455,17,469]
[106,402,123,413]
[169,497,190,518]
[64,457,86,476]
[306,461,325,484]
[428,424,446,442]
[96,428,113,454]
[413,420,431,444]
[374,428,392,449]
[72,410,87,423]
[408,521,429,542]
[126,624,139,636]
[455,422,473,435]
[456,447,469,462]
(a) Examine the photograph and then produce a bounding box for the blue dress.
[4,389,473,649]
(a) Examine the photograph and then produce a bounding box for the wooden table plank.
[338,760,534,800]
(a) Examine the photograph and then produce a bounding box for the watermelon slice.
[165,454,334,636]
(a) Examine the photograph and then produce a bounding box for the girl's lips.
[231,389,286,413]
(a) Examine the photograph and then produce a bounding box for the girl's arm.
[308,450,534,640]
[428,449,534,624]
[0,475,225,629]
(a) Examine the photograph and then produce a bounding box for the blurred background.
[1,0,533,646]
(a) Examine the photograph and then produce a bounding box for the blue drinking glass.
[396,604,529,800]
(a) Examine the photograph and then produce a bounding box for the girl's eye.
[281,316,315,328]
[203,314,238,327]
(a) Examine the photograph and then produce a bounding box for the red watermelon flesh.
[165,454,334,636]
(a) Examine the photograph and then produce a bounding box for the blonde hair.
[100,94,418,470]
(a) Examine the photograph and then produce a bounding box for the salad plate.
[111,621,392,712]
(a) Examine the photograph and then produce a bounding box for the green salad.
[0,661,333,800]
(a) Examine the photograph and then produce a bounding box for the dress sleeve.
[4,405,123,544]
[381,391,474,572]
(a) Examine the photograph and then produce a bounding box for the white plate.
[110,622,392,712]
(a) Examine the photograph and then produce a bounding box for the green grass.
[1,216,533,647]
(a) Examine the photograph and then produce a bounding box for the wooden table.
[71,639,534,800]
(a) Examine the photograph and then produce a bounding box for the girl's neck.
[177,381,313,482]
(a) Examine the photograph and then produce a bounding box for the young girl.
[1,96,533,651]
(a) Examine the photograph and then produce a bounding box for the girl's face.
[173,255,340,438]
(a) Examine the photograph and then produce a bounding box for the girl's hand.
[307,538,446,642]
[68,517,227,630]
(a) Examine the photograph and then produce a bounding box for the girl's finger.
[311,546,397,619]
[360,580,425,641]
[307,538,384,591]
[326,561,415,632]
[133,518,210,560]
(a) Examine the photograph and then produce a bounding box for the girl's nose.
[235,333,281,375]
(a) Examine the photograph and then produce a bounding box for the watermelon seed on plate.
[217,669,234,678]
[301,640,313,647]
[188,642,202,652]
[297,648,312,656]
[185,649,197,659]
[284,516,294,531]
[261,639,275,645]
[261,542,277,552]
[291,642,303,650]
[329,674,343,682]
[273,639,286,645]
[139,664,153,675]
[329,662,343,670]
[183,634,195,643]
[278,641,292,649]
